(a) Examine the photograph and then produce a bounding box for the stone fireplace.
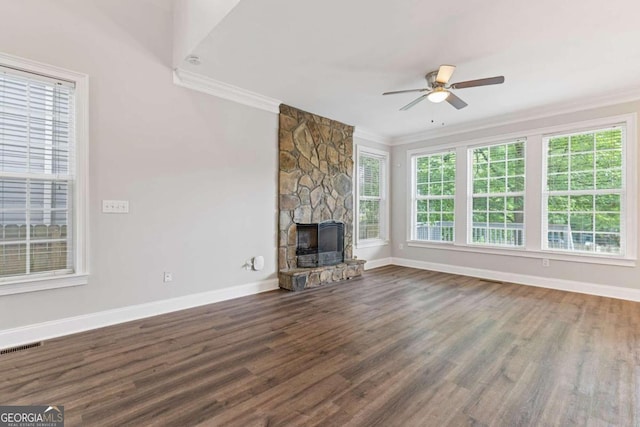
[278,104,364,290]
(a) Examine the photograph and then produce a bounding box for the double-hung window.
[357,146,388,245]
[469,140,526,247]
[407,114,635,265]
[0,56,87,294]
[412,150,456,242]
[543,125,625,255]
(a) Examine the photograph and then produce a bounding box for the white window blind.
[543,125,625,255]
[413,151,456,242]
[358,152,384,241]
[470,140,525,247]
[0,65,76,280]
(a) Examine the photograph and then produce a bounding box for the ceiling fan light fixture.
[384,65,503,111]
[427,88,450,103]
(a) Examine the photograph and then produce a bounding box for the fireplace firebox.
[296,221,344,268]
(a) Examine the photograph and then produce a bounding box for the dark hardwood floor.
[1,266,638,426]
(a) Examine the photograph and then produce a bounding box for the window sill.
[0,274,89,296]
[356,239,389,249]
[406,241,636,267]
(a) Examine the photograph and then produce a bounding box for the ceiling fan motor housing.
[425,70,440,88]
[383,65,504,111]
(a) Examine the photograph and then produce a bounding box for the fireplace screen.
[296,221,344,268]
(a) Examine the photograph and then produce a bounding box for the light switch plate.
[102,200,129,213]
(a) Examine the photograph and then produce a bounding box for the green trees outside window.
[471,140,526,247]
[545,127,624,254]
[414,151,456,242]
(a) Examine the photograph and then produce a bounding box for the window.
[407,114,636,265]
[543,125,625,255]
[356,146,388,245]
[470,140,525,247]
[412,151,456,242]
[0,54,87,294]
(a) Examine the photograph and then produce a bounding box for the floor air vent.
[1,342,42,355]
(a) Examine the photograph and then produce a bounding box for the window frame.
[0,52,89,296]
[541,123,628,258]
[467,139,526,249]
[355,145,389,248]
[410,149,457,243]
[406,113,637,267]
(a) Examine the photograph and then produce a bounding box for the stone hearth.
[279,259,366,291]
[278,104,364,290]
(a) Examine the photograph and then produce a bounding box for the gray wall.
[390,101,640,291]
[0,0,278,330]
[2,1,633,333]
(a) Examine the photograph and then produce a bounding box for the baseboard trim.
[4,259,638,350]
[0,279,279,350]
[364,257,393,270]
[391,257,640,302]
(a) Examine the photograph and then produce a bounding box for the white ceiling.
[180,0,640,139]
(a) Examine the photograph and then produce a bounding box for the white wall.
[353,136,392,264]
[391,101,640,292]
[0,0,278,330]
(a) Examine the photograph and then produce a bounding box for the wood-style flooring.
[1,266,638,426]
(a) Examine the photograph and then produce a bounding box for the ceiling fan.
[383,65,504,110]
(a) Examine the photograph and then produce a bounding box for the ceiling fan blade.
[450,76,505,89]
[400,94,429,111]
[383,88,428,95]
[436,65,456,84]
[446,92,468,110]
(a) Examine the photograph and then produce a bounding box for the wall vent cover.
[1,342,42,355]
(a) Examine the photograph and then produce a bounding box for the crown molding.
[391,88,640,146]
[172,67,640,142]
[353,127,393,145]
[173,68,281,114]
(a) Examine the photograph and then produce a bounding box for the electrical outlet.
[399,243,404,250]
[102,200,129,213]
[163,272,173,282]
[542,258,550,267]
